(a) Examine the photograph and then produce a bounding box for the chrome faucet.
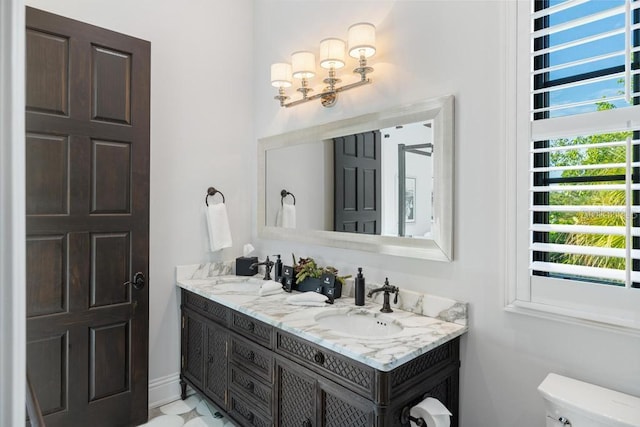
[250,256,274,280]
[366,278,399,313]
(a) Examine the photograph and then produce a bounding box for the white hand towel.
[286,292,327,306]
[206,203,232,252]
[258,280,284,296]
[276,204,296,228]
[281,203,296,228]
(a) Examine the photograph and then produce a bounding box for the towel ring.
[281,189,296,206]
[205,187,225,206]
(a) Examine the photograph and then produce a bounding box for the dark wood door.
[334,131,382,234]
[25,7,150,426]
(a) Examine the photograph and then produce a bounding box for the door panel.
[90,232,130,307]
[183,310,205,390]
[26,7,150,426]
[92,140,131,213]
[25,133,69,215]
[89,321,130,401]
[334,131,382,234]
[26,235,67,317]
[25,29,69,115]
[275,359,315,426]
[27,333,68,415]
[205,323,228,408]
[91,46,132,124]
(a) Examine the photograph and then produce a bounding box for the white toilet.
[538,373,640,427]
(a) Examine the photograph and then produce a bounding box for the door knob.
[124,272,146,290]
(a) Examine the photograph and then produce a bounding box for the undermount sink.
[214,277,264,294]
[314,309,404,338]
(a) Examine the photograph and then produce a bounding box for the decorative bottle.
[355,267,365,306]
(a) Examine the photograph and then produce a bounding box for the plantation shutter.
[530,0,640,287]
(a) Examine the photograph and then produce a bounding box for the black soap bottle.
[273,254,283,282]
[355,267,365,306]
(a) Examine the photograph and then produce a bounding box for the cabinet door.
[205,321,228,409]
[275,358,315,427]
[182,310,205,389]
[318,379,375,427]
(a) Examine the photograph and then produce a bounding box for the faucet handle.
[393,288,399,304]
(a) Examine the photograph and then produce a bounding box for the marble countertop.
[176,264,468,372]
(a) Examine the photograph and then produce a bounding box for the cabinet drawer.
[231,311,273,348]
[276,332,375,397]
[230,335,274,383]
[229,363,272,415]
[229,390,272,427]
[182,290,228,326]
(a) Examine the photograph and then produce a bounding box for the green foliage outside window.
[547,101,633,272]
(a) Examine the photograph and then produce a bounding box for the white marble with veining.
[176,263,468,372]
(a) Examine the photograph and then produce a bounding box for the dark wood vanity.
[180,289,461,427]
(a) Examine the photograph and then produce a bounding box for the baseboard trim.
[148,372,183,408]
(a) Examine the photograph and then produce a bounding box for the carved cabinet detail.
[180,289,461,427]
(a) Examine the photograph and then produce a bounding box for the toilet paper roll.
[409,397,452,427]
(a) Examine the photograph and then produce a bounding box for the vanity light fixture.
[271,22,376,108]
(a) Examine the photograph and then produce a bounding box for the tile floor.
[139,395,237,427]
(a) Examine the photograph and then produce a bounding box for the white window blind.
[529,0,640,290]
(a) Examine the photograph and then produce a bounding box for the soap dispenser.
[273,254,283,282]
[355,267,365,306]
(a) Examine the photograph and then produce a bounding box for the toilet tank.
[538,373,640,427]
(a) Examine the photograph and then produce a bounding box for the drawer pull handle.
[245,381,255,392]
[248,351,255,361]
[247,322,255,332]
[203,302,209,311]
[247,412,254,423]
[207,355,213,363]
[302,418,312,427]
[314,351,325,365]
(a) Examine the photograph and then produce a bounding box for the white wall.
[24,0,255,405]
[252,1,640,426]
[265,141,333,230]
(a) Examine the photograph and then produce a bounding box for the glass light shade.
[348,22,376,58]
[291,51,316,79]
[319,38,346,69]
[270,63,292,88]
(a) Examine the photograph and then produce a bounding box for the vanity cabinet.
[180,289,461,427]
[180,292,230,410]
[275,357,376,426]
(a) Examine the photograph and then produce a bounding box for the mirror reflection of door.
[398,139,433,237]
[333,131,382,234]
[382,122,434,238]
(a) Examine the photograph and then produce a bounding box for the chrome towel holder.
[280,189,296,206]
[205,187,226,206]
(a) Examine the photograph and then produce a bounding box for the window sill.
[505,300,640,337]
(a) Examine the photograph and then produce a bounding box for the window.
[512,0,640,330]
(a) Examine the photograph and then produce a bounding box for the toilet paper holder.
[400,406,427,426]
[399,394,433,426]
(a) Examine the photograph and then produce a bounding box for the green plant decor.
[292,254,351,285]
